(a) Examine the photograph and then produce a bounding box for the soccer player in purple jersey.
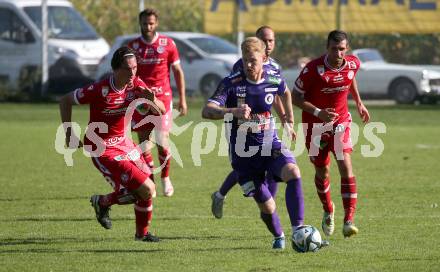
[211,26,288,219]
[202,37,305,250]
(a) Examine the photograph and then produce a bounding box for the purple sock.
[219,171,239,196]
[268,181,278,197]
[285,178,305,227]
[260,212,283,237]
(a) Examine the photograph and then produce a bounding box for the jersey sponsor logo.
[325,76,330,83]
[268,76,281,85]
[159,38,168,46]
[266,69,277,75]
[348,61,357,69]
[105,136,124,146]
[333,73,344,83]
[348,70,354,80]
[113,96,125,104]
[321,85,350,93]
[317,65,325,76]
[157,46,165,54]
[138,57,163,64]
[237,85,247,95]
[145,48,155,55]
[264,87,278,93]
[102,107,128,115]
[265,93,274,104]
[102,86,109,97]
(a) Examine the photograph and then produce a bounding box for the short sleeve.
[207,78,229,107]
[294,64,314,94]
[74,83,99,105]
[231,59,243,75]
[277,78,287,96]
[168,39,180,66]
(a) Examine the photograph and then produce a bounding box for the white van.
[0,0,109,94]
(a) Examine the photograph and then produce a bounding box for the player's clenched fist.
[232,104,251,120]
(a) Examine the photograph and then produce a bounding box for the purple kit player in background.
[202,37,304,250]
[211,26,288,219]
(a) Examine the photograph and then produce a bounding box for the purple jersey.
[231,57,283,77]
[208,71,287,157]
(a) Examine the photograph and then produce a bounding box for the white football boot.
[322,201,335,236]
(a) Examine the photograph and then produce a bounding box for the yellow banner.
[204,0,440,34]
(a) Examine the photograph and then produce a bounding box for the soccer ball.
[292,225,322,253]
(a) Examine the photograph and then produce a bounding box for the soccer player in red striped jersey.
[128,8,187,197]
[292,30,370,238]
[59,46,166,242]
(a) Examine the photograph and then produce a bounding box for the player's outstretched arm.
[172,63,187,116]
[59,92,83,148]
[279,88,296,140]
[349,78,370,123]
[202,102,251,120]
[273,95,286,124]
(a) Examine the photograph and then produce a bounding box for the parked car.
[0,0,110,94]
[283,48,440,104]
[95,32,240,98]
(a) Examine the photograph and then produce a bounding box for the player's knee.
[281,163,301,181]
[315,165,330,180]
[260,198,276,214]
[136,179,156,200]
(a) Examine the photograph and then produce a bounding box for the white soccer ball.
[292,225,322,252]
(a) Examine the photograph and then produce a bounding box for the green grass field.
[0,101,439,272]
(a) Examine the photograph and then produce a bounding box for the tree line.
[73,0,440,68]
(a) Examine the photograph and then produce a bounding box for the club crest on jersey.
[157,46,165,54]
[348,70,354,80]
[159,38,168,46]
[265,93,274,104]
[302,67,308,74]
[132,42,139,50]
[348,61,357,69]
[317,65,325,76]
[102,86,109,97]
[87,85,94,90]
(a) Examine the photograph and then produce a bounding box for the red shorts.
[91,141,151,192]
[131,97,172,132]
[304,117,353,167]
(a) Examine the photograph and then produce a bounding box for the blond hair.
[241,37,265,56]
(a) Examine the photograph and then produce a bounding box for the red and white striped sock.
[158,148,171,179]
[134,198,153,237]
[341,177,357,222]
[314,176,333,213]
[143,153,155,182]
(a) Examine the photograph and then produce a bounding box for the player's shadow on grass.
[0,248,165,254]
[1,217,133,222]
[0,237,110,246]
[0,196,86,202]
